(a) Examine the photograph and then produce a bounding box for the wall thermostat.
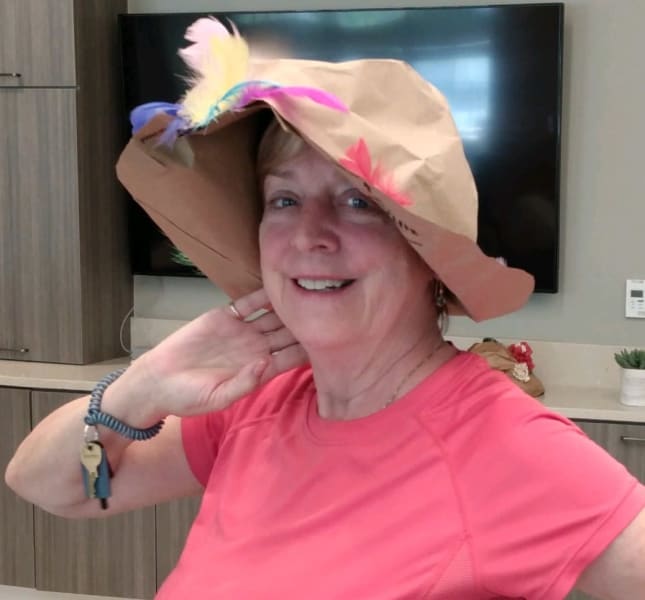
[626,279,645,318]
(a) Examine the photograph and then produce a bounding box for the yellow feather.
[180,25,250,126]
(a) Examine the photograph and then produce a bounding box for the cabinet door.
[0,88,86,363]
[0,387,35,587]
[156,496,201,589]
[31,390,156,599]
[0,0,76,87]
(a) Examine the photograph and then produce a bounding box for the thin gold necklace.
[385,339,445,408]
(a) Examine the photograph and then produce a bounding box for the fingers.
[264,344,309,382]
[250,310,284,333]
[229,288,272,320]
[230,295,298,352]
[222,298,296,352]
[211,358,269,409]
[227,302,243,320]
[225,345,307,402]
[265,327,299,354]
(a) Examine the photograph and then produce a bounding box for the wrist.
[92,369,166,436]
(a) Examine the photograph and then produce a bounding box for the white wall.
[127,0,645,346]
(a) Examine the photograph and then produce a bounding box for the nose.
[290,202,340,253]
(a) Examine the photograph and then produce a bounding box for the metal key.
[80,442,102,499]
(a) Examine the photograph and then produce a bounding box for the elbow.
[4,455,24,497]
[4,456,41,509]
[4,457,81,519]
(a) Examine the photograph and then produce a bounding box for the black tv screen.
[119,4,564,292]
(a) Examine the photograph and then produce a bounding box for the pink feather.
[340,138,413,207]
[340,139,372,180]
[178,17,230,72]
[235,84,349,113]
[184,17,229,41]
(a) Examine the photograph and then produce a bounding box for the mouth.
[294,278,355,292]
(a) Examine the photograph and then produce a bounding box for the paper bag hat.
[116,17,534,321]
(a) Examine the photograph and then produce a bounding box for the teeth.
[297,278,349,291]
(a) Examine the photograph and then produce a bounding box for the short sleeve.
[179,366,314,488]
[466,407,645,600]
[181,410,231,487]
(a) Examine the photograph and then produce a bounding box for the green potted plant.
[614,348,645,406]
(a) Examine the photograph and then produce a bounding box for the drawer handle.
[0,346,29,353]
[620,436,645,444]
[0,72,22,78]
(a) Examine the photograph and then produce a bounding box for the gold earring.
[434,280,448,333]
[434,280,446,310]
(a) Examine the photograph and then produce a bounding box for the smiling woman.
[6,16,645,600]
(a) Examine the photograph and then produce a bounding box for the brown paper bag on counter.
[468,340,545,397]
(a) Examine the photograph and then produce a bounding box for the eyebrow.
[265,168,297,180]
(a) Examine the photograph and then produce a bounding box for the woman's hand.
[104,288,307,424]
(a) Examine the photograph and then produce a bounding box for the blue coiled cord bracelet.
[84,368,165,441]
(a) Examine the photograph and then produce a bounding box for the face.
[259,146,434,351]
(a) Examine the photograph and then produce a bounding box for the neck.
[308,327,453,420]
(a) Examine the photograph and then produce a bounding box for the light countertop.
[1,359,645,424]
[542,385,645,423]
[0,586,133,600]
[0,359,130,393]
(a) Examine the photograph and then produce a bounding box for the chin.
[287,321,357,352]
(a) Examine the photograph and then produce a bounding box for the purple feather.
[235,84,348,113]
[130,101,181,133]
[157,117,187,146]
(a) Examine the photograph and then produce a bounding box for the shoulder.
[426,352,645,598]
[422,350,556,434]
[228,364,314,427]
[418,349,606,493]
[180,366,313,486]
[190,365,314,436]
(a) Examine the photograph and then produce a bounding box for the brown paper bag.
[468,340,545,397]
[116,57,534,321]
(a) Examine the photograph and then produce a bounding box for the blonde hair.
[256,119,307,183]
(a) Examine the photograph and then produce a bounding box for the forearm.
[4,394,136,515]
[4,368,164,516]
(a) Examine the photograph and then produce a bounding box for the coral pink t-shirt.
[157,352,645,599]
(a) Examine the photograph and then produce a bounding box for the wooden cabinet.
[1,387,157,599]
[575,420,645,482]
[156,497,201,589]
[0,0,76,87]
[1,89,82,361]
[0,0,131,364]
[0,387,34,588]
[31,390,156,599]
[1,382,201,597]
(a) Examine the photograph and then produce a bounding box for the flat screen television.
[119,4,564,292]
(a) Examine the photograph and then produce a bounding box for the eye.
[267,195,298,209]
[346,196,370,209]
[339,189,388,224]
[341,187,376,209]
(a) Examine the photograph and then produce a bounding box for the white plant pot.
[619,368,645,406]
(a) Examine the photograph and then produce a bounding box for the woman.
[6,18,645,599]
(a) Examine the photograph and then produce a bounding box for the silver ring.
[228,302,243,320]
